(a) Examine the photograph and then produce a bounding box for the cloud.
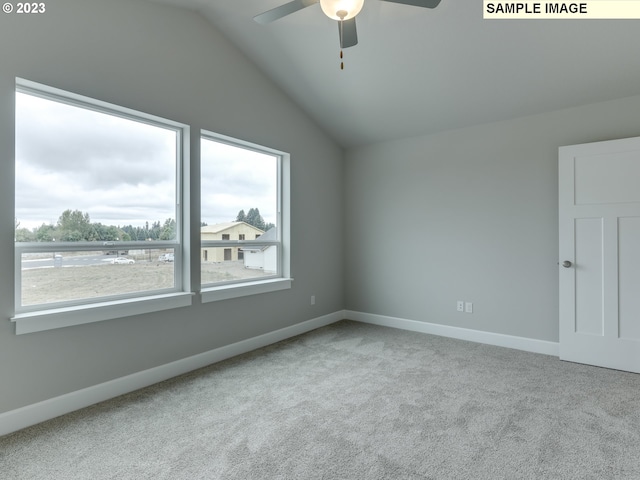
[200,137,277,225]
[15,91,278,232]
[16,93,175,185]
[16,92,177,229]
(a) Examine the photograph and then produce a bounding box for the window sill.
[201,278,293,303]
[11,292,194,335]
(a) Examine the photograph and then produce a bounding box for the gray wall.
[0,0,344,413]
[345,96,640,342]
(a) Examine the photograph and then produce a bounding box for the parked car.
[158,253,174,263]
[111,257,135,265]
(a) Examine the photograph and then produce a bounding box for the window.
[200,131,290,302]
[12,79,191,334]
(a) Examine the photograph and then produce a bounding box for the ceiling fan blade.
[380,0,441,8]
[339,17,358,48]
[253,0,319,24]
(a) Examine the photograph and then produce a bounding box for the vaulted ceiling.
[149,0,640,148]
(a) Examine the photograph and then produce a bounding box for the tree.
[57,209,92,241]
[35,223,56,242]
[15,227,35,242]
[244,208,266,231]
[93,223,120,241]
[147,221,162,240]
[59,229,84,242]
[121,224,147,241]
[160,218,176,240]
[15,218,36,242]
[21,209,178,243]
[237,207,275,231]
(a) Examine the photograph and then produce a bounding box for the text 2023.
[17,2,45,13]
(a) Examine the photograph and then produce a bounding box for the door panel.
[618,217,640,341]
[574,218,604,336]
[574,150,640,205]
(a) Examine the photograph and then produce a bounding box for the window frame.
[199,131,291,303]
[11,78,192,334]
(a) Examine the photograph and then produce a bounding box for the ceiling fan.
[254,0,442,50]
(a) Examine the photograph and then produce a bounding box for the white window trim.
[199,131,292,300]
[201,278,292,303]
[13,78,192,333]
[11,292,194,335]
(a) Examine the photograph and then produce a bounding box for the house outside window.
[201,222,264,263]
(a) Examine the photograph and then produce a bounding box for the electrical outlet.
[311,295,315,306]
[465,302,473,313]
[456,301,464,312]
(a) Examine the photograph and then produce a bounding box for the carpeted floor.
[2,320,640,479]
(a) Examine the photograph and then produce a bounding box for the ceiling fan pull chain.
[339,17,344,70]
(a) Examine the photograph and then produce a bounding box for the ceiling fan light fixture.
[319,0,365,21]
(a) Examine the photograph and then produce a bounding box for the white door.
[559,136,640,373]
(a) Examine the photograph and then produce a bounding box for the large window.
[13,79,190,333]
[200,132,290,301]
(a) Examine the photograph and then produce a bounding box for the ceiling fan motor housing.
[320,0,365,20]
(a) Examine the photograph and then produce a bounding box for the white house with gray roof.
[242,228,277,273]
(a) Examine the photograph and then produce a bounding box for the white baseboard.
[0,310,345,437]
[345,310,559,357]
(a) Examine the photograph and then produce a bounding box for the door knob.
[562,260,572,268]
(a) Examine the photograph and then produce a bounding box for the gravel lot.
[21,259,271,306]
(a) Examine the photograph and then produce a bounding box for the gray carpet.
[2,320,640,479]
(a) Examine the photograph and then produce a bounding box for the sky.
[15,91,277,232]
[200,137,277,227]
